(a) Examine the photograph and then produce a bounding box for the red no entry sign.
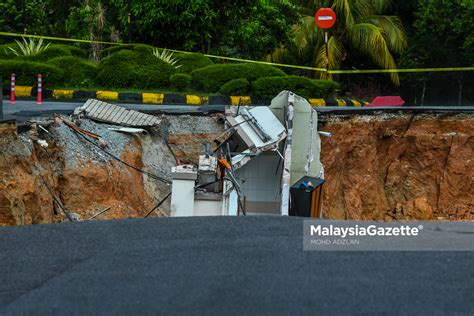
[315,8,336,29]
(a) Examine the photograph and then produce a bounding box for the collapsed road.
[0,94,473,226]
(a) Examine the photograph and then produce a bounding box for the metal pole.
[37,74,42,105]
[325,30,329,72]
[10,73,15,104]
[128,0,132,43]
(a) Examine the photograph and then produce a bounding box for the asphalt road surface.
[2,100,474,123]
[0,216,472,315]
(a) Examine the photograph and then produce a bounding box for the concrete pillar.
[170,165,197,217]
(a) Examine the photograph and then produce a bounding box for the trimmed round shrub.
[170,73,192,91]
[103,44,154,56]
[95,50,175,89]
[54,44,86,58]
[48,56,97,87]
[0,60,64,87]
[219,78,250,95]
[191,63,286,92]
[102,44,131,56]
[175,53,214,74]
[252,76,339,99]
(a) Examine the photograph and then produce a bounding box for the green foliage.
[102,44,153,56]
[175,53,214,74]
[170,73,192,91]
[0,0,50,35]
[192,63,286,92]
[0,59,64,87]
[95,50,175,89]
[219,78,250,95]
[9,44,86,63]
[48,56,98,87]
[153,48,182,69]
[52,44,86,58]
[0,43,19,59]
[217,1,298,59]
[399,0,474,104]
[252,76,338,99]
[7,38,51,57]
[109,0,297,57]
[102,45,130,56]
[273,0,407,85]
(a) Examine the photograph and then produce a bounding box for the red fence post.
[10,73,15,104]
[37,74,42,105]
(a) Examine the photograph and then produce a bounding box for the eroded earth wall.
[0,112,472,226]
[320,113,473,220]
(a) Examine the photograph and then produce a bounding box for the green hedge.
[252,76,339,99]
[219,78,250,95]
[48,56,97,87]
[192,63,286,92]
[103,44,154,56]
[11,44,86,62]
[175,53,214,74]
[95,50,175,89]
[170,73,191,91]
[0,43,19,59]
[0,60,64,86]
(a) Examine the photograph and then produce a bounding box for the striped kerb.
[186,95,202,105]
[96,91,119,101]
[230,96,251,106]
[309,99,326,107]
[15,86,32,97]
[142,93,164,104]
[52,90,74,99]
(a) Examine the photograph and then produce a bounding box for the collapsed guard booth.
[170,91,326,218]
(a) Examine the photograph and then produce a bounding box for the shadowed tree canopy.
[109,0,298,59]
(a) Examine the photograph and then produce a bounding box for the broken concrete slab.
[74,99,161,127]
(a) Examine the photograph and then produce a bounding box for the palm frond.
[368,0,392,14]
[152,48,182,69]
[361,15,407,53]
[332,0,355,26]
[346,22,400,84]
[313,36,344,78]
[293,15,324,55]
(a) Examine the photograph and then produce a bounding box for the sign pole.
[325,30,329,72]
[315,7,336,75]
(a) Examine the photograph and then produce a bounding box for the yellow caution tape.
[1,31,473,74]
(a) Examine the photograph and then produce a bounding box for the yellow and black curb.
[2,86,368,107]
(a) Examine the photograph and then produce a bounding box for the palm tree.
[272,0,407,85]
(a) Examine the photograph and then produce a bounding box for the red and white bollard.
[10,73,15,104]
[37,74,42,105]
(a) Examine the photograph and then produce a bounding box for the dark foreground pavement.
[0,217,472,315]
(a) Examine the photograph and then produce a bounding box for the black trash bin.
[290,176,325,218]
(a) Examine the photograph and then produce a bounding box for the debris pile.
[0,100,223,226]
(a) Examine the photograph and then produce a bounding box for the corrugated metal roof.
[76,99,161,127]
